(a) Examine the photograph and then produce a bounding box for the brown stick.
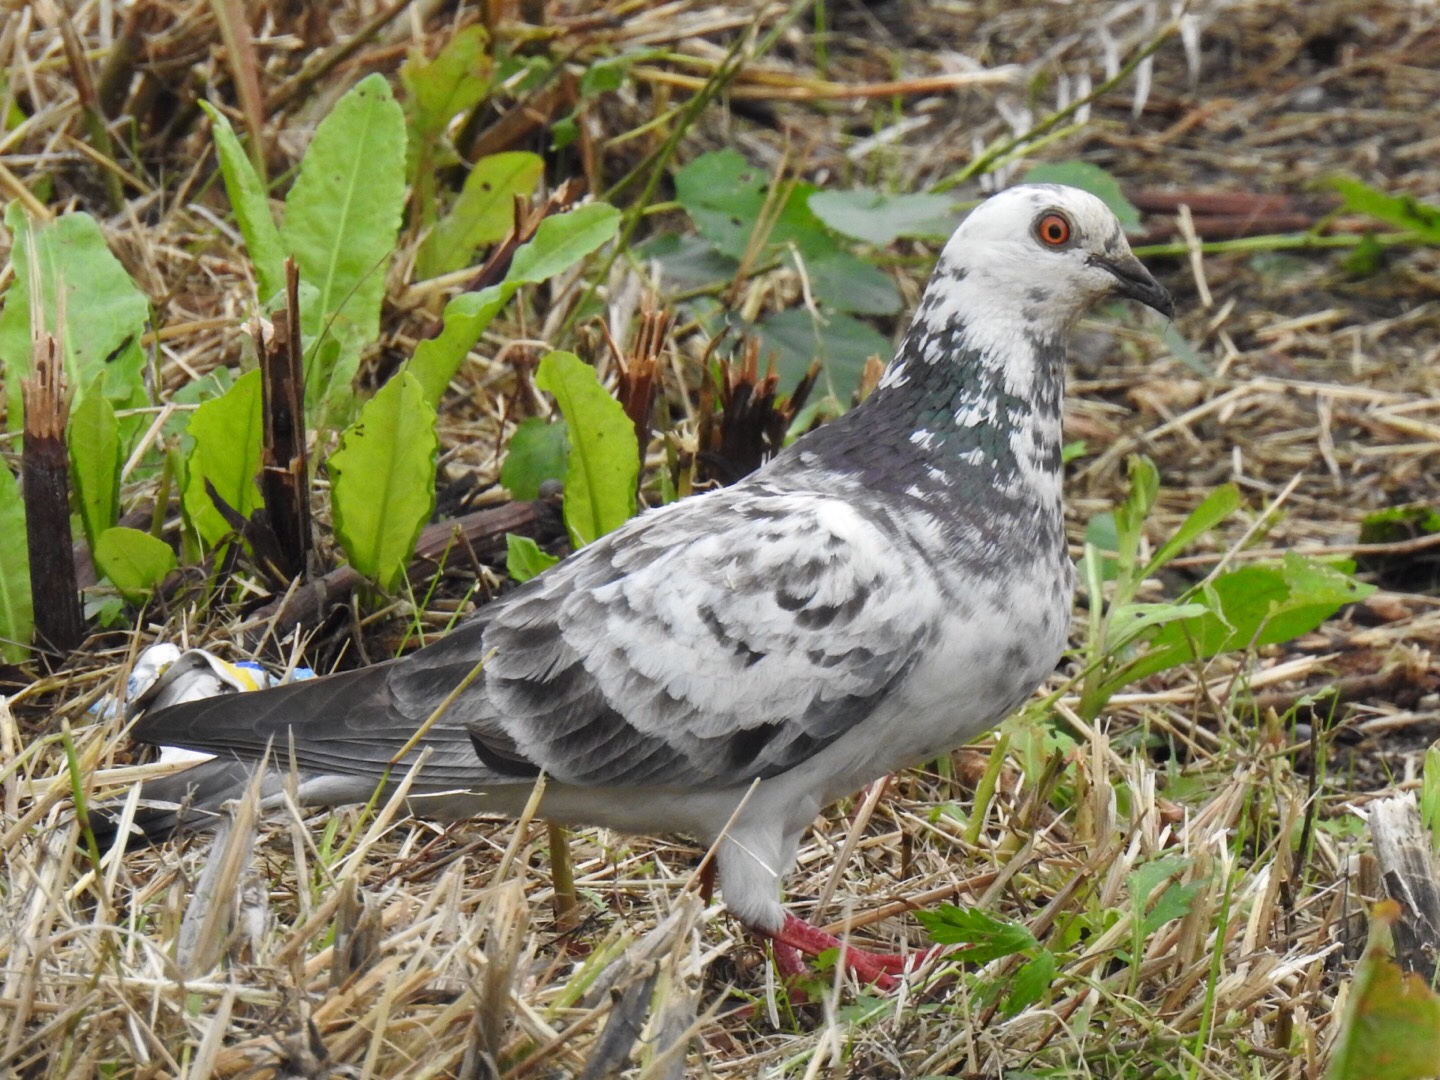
[242,498,563,644]
[21,336,84,660]
[258,260,311,581]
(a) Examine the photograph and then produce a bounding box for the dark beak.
[1090,254,1174,319]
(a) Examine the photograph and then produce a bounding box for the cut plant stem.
[21,334,83,661]
[548,821,578,926]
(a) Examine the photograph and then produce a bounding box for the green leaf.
[808,189,958,245]
[1423,747,1440,845]
[406,202,620,405]
[329,372,438,592]
[1143,482,1241,577]
[674,149,833,260]
[0,206,150,431]
[1003,949,1057,1018]
[68,374,121,553]
[1327,903,1440,1080]
[1104,601,1211,653]
[1160,322,1209,376]
[407,286,510,406]
[199,101,285,303]
[500,416,568,500]
[1121,552,1375,684]
[416,151,544,279]
[1113,455,1160,571]
[1341,232,1387,277]
[1330,176,1440,243]
[1021,162,1142,231]
[534,351,637,546]
[803,251,902,316]
[914,904,1038,963]
[0,466,33,663]
[182,369,264,549]
[280,73,406,427]
[401,25,492,148]
[1077,512,1119,584]
[93,526,177,603]
[506,533,559,583]
[756,307,890,401]
[1360,504,1440,545]
[507,202,622,283]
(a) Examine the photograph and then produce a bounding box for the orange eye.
[1036,212,1072,247]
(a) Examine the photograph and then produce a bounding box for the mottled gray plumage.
[113,184,1172,981]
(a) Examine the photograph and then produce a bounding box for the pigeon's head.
[941,184,1174,333]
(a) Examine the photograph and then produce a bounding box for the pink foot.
[760,913,942,992]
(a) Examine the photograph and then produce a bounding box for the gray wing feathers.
[130,485,936,800]
[475,486,936,787]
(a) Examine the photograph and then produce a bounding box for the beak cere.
[1090,253,1175,318]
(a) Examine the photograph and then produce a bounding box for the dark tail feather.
[87,757,263,848]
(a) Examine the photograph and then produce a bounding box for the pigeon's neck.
[867,308,1064,488]
[794,258,1067,508]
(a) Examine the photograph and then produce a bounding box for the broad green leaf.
[914,904,1038,963]
[506,533,559,583]
[1105,601,1210,653]
[534,351,636,546]
[401,25,492,147]
[402,25,493,237]
[182,369,264,549]
[1120,552,1375,684]
[674,149,832,260]
[68,374,120,553]
[407,285,510,406]
[1022,162,1142,231]
[803,251,902,316]
[634,233,739,291]
[1142,879,1206,935]
[416,151,545,278]
[1003,949,1057,1018]
[94,526,177,603]
[808,189,958,245]
[0,466,32,663]
[406,202,620,405]
[280,74,406,426]
[757,307,890,400]
[506,202,621,283]
[1143,482,1241,577]
[1077,512,1120,584]
[199,102,285,303]
[1327,901,1440,1080]
[329,372,438,592]
[1330,177,1440,243]
[500,416,568,500]
[0,205,149,431]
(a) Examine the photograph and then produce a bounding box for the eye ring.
[1035,211,1072,247]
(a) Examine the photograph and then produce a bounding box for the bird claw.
[761,913,938,994]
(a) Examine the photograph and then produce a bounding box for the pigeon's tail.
[91,657,493,847]
[87,757,270,847]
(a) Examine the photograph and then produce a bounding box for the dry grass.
[4,0,1440,1076]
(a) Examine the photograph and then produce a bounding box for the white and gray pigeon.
[108,184,1172,988]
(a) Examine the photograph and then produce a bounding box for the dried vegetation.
[3,0,1440,1076]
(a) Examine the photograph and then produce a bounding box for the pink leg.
[761,913,943,991]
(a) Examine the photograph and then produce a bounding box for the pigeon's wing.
[131,483,941,795]
[425,482,942,789]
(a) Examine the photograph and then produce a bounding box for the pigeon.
[104,183,1172,988]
